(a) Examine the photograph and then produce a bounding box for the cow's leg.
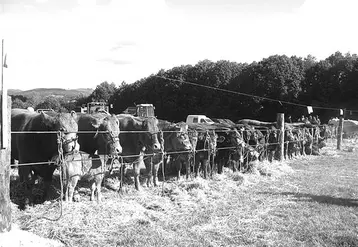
[43,177,53,202]
[144,157,153,187]
[90,181,96,201]
[218,158,224,174]
[203,159,208,179]
[64,180,70,202]
[152,161,160,187]
[95,175,104,202]
[42,166,57,202]
[67,176,79,202]
[133,161,141,191]
[18,166,33,207]
[209,156,214,177]
[194,156,200,178]
[119,165,125,191]
[185,159,190,180]
[175,157,182,180]
[268,151,273,162]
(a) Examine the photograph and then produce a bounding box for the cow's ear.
[70,111,77,120]
[40,111,49,121]
[180,124,188,132]
[40,111,53,128]
[217,136,225,143]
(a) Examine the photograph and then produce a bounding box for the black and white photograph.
[0,0,358,246]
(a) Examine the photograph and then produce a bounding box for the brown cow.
[116,114,161,190]
[187,124,218,179]
[213,124,242,174]
[11,108,79,207]
[144,120,192,184]
[76,113,122,156]
[51,151,107,202]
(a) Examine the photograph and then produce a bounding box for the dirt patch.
[0,224,64,247]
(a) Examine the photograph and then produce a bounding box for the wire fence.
[10,125,334,169]
[9,123,340,221]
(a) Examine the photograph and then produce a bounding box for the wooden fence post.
[337,112,344,150]
[276,113,285,161]
[0,96,11,233]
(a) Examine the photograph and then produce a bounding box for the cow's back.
[116,115,141,159]
[14,111,78,173]
[11,109,39,162]
[77,113,100,154]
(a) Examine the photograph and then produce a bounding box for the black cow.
[187,124,218,179]
[76,113,122,156]
[11,108,79,207]
[116,114,161,190]
[144,119,192,185]
[214,124,243,174]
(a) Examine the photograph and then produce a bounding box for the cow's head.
[268,128,278,144]
[41,111,79,153]
[245,144,260,161]
[93,114,122,156]
[196,130,215,153]
[188,129,198,152]
[207,130,218,154]
[142,117,161,152]
[215,127,241,148]
[284,128,295,142]
[229,128,244,148]
[165,123,192,152]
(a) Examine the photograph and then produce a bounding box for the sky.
[0,0,357,90]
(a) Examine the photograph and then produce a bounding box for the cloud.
[0,0,79,13]
[97,58,133,65]
[95,0,112,6]
[110,41,137,51]
[165,0,306,12]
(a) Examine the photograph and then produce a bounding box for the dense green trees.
[108,52,358,123]
[10,52,358,123]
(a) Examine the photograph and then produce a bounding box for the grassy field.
[10,140,358,247]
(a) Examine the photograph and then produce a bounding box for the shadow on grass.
[260,191,358,207]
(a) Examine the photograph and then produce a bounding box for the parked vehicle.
[186,115,214,125]
[122,104,155,118]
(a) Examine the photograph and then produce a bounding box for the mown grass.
[10,139,358,247]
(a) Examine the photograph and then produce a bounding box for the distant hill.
[8,88,93,99]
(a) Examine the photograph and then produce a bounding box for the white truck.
[186,115,215,125]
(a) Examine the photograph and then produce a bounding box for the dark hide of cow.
[116,114,161,190]
[51,151,107,202]
[284,127,295,159]
[214,126,243,174]
[211,118,236,127]
[11,108,79,207]
[77,113,122,156]
[187,124,218,179]
[304,128,314,155]
[239,124,265,162]
[266,127,279,162]
[143,120,192,185]
[182,128,199,178]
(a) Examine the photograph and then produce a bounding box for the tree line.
[11,51,358,123]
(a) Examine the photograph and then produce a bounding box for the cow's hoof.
[43,201,51,205]
[73,194,81,202]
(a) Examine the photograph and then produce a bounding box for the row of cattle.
[10,108,331,206]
